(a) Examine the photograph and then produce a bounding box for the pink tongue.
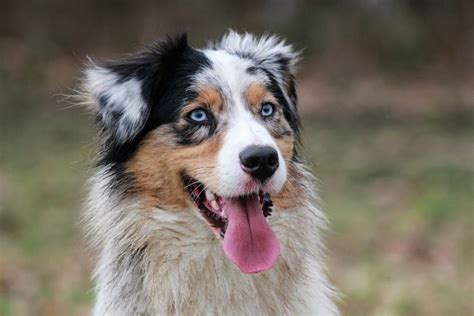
[222,195,280,274]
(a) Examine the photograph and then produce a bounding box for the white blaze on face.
[200,50,287,197]
[218,100,287,197]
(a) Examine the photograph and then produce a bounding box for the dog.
[82,31,339,315]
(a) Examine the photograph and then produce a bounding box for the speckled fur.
[83,31,339,315]
[85,163,338,315]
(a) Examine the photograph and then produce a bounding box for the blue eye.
[260,103,274,117]
[189,108,208,122]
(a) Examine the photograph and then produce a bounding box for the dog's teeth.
[211,200,219,210]
[205,190,215,201]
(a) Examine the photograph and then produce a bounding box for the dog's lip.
[182,174,266,201]
[182,175,273,238]
[183,174,279,273]
[183,174,228,236]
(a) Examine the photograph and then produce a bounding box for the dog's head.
[85,31,301,274]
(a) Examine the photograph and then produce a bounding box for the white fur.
[193,49,268,98]
[213,31,299,73]
[217,97,287,197]
[84,66,149,143]
[211,31,299,111]
[196,50,287,197]
[85,164,339,315]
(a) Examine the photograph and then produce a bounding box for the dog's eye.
[260,103,274,117]
[188,108,208,123]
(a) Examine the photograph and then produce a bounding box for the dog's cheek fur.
[243,82,301,207]
[125,126,224,210]
[273,135,304,209]
[245,83,294,140]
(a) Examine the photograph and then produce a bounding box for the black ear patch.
[84,34,211,166]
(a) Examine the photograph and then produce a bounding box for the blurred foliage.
[0,0,473,315]
[0,0,472,76]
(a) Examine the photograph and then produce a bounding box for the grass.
[0,108,472,315]
[303,122,473,315]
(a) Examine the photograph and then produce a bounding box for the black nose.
[239,145,279,183]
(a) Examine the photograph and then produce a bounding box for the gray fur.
[85,164,339,315]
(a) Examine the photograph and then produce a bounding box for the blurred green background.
[0,1,472,315]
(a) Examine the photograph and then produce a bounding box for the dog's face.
[85,32,301,274]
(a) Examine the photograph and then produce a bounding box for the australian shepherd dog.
[82,31,338,315]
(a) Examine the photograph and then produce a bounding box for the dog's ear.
[83,34,190,144]
[84,64,150,144]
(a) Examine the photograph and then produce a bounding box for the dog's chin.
[182,175,280,274]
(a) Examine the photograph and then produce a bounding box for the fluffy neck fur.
[85,164,338,315]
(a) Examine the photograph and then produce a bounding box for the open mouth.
[183,175,274,237]
[183,175,279,274]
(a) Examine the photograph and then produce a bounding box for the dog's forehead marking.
[195,50,268,111]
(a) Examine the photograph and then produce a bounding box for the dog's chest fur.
[87,169,337,316]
